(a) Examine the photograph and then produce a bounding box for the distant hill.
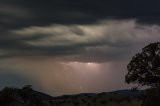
[55,89,143,98]
[0,86,143,106]
[30,90,53,101]
[106,89,144,96]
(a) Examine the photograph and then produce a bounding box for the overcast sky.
[0,0,160,96]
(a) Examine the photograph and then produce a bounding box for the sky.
[0,0,160,96]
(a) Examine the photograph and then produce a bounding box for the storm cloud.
[1,0,160,32]
[0,19,159,62]
[0,0,160,60]
[1,0,160,96]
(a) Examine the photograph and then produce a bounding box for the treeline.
[0,85,53,106]
[0,86,143,106]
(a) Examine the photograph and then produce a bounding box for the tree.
[125,42,160,106]
[125,42,160,88]
[22,85,32,91]
[0,87,18,106]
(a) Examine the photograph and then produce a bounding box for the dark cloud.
[1,0,160,32]
[0,0,160,62]
[0,19,159,62]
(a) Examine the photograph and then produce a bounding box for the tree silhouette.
[125,42,160,106]
[0,85,51,106]
[126,42,160,87]
[0,87,18,106]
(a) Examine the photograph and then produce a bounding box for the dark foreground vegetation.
[0,85,143,106]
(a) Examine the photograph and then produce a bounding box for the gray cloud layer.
[0,19,159,62]
[1,0,160,61]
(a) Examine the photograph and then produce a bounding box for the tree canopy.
[125,42,160,106]
[125,42,160,87]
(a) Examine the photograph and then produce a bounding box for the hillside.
[52,89,142,106]
[0,86,143,106]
